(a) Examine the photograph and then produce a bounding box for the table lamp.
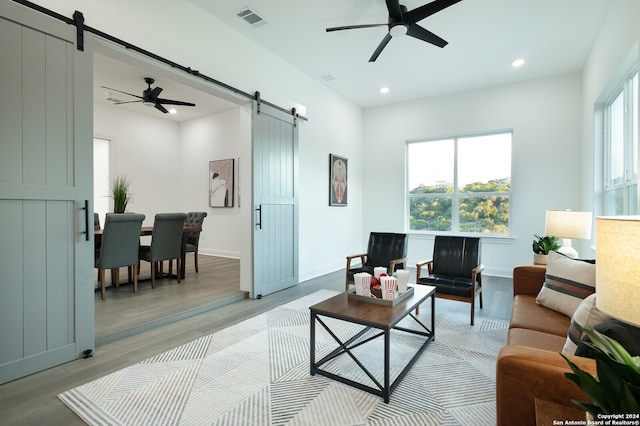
[596,216,640,327]
[545,210,592,258]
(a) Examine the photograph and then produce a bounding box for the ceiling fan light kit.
[326,0,462,62]
[389,24,408,37]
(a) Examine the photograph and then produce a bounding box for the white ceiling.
[94,0,613,120]
[189,0,613,108]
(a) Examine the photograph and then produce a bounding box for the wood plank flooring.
[94,255,246,342]
[0,263,513,426]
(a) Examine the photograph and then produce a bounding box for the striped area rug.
[59,289,508,425]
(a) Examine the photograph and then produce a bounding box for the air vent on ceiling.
[236,7,266,26]
[321,73,336,82]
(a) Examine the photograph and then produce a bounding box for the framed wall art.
[209,159,234,207]
[329,154,348,206]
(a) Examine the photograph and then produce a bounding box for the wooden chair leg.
[113,268,120,288]
[133,264,138,293]
[194,251,199,273]
[151,262,156,289]
[176,257,181,283]
[168,259,173,276]
[100,269,106,300]
[127,266,133,284]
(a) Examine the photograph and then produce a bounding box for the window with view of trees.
[604,71,638,215]
[407,132,512,234]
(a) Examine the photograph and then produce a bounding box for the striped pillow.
[535,250,596,317]
[562,294,611,354]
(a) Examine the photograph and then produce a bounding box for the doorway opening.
[92,43,251,344]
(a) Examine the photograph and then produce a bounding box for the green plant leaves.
[562,327,640,415]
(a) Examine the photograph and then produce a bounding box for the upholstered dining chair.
[184,212,207,273]
[95,213,145,300]
[94,213,101,230]
[138,213,188,289]
[415,235,484,325]
[345,232,408,290]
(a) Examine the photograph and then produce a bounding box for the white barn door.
[252,102,299,297]
[0,2,94,383]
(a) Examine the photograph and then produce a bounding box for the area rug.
[59,289,508,425]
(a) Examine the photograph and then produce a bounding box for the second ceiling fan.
[326,0,462,62]
[101,77,196,114]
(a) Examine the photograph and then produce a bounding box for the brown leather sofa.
[496,265,596,425]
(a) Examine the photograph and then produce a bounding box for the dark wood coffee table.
[309,284,436,403]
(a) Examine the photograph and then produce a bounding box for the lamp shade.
[545,210,592,239]
[596,216,640,327]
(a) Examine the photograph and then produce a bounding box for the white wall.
[581,0,640,258]
[363,73,584,276]
[180,108,244,258]
[93,102,181,225]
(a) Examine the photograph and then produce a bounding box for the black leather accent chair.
[345,232,408,290]
[416,236,484,325]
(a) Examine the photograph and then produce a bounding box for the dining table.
[95,225,202,280]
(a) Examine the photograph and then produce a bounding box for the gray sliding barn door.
[0,2,94,383]
[252,102,299,297]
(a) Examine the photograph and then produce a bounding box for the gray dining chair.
[184,212,207,273]
[139,213,188,289]
[95,213,145,300]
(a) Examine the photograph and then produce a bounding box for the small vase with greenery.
[110,175,132,213]
[532,234,560,264]
[562,327,640,416]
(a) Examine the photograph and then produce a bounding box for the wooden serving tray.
[347,286,414,307]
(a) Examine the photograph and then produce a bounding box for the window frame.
[603,70,638,215]
[406,130,512,236]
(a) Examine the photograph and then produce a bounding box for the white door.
[0,2,94,383]
[252,102,299,297]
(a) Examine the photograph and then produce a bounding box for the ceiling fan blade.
[326,23,387,32]
[149,87,163,99]
[100,86,143,100]
[154,103,169,114]
[156,98,196,107]
[405,0,462,24]
[113,100,143,105]
[369,33,393,62]
[385,0,403,21]
[407,24,448,48]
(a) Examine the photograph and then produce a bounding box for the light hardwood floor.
[94,255,247,343]
[0,260,513,425]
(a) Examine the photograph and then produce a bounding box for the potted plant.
[110,175,132,213]
[532,234,560,265]
[562,327,640,416]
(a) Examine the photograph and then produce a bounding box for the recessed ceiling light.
[168,109,177,114]
[380,86,390,94]
[512,58,525,67]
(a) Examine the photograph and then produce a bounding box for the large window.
[407,131,512,234]
[604,72,638,215]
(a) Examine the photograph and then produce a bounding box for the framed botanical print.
[329,154,348,206]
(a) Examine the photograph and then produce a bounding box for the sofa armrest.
[513,265,546,296]
[496,345,596,426]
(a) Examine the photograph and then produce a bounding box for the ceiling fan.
[101,77,196,114]
[326,0,462,62]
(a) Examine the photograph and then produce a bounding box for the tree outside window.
[407,132,512,234]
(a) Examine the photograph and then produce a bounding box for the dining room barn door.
[252,102,299,297]
[0,2,94,383]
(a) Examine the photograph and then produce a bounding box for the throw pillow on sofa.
[562,294,612,355]
[536,250,596,317]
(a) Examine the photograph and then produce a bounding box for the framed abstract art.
[209,159,234,207]
[329,154,348,206]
